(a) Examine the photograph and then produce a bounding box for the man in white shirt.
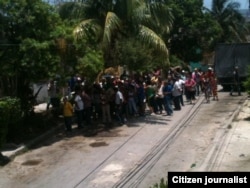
[74,89,84,129]
[114,86,125,125]
[172,75,184,110]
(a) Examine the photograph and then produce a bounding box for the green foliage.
[76,48,104,83]
[113,38,154,72]
[0,97,22,149]
[72,0,173,67]
[167,0,208,62]
[169,55,185,68]
[0,97,60,147]
[150,178,168,188]
[207,0,248,43]
[0,0,64,115]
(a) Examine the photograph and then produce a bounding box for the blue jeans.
[164,97,173,115]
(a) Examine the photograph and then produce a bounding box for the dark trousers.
[115,104,125,124]
[156,97,164,113]
[84,107,92,126]
[180,94,184,106]
[75,110,83,128]
[230,83,241,96]
[64,116,72,131]
[173,95,181,110]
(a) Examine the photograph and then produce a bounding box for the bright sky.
[203,0,249,9]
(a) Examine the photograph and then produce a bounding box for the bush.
[0,97,22,149]
[150,178,168,188]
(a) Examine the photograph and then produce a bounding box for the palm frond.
[138,25,168,58]
[132,2,149,25]
[149,3,173,33]
[103,11,121,45]
[73,19,103,41]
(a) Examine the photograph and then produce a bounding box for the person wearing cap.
[230,66,241,96]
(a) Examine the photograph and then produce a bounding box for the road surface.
[0,91,249,188]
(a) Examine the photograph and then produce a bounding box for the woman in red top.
[206,68,218,101]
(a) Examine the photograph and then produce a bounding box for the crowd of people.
[48,67,220,132]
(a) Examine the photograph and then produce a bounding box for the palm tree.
[205,0,248,43]
[70,0,173,67]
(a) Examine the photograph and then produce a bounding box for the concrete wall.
[33,82,49,104]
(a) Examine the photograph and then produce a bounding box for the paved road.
[0,91,248,188]
[136,92,248,188]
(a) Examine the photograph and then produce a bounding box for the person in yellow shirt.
[63,96,74,132]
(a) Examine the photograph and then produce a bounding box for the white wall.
[32,82,48,104]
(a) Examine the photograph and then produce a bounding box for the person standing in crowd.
[100,88,112,129]
[74,89,84,129]
[155,79,164,114]
[81,89,92,127]
[176,74,185,106]
[145,80,157,114]
[185,73,196,104]
[63,96,74,132]
[92,83,102,120]
[114,86,125,125]
[172,76,182,110]
[127,84,138,116]
[192,68,202,96]
[230,66,241,96]
[211,74,219,101]
[163,79,173,116]
[137,81,146,116]
[47,80,59,110]
[202,72,211,103]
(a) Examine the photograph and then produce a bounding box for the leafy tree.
[204,0,248,43]
[0,0,62,113]
[165,0,221,63]
[70,0,174,69]
[112,37,155,72]
[75,47,104,84]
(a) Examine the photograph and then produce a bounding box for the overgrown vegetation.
[150,178,168,188]
[0,97,61,149]
[0,97,22,149]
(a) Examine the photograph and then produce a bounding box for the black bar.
[168,172,250,188]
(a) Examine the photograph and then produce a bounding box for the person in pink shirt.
[185,73,196,104]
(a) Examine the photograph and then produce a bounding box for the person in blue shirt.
[163,79,174,116]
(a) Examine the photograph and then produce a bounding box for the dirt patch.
[21,159,43,166]
[96,129,122,137]
[89,142,109,147]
